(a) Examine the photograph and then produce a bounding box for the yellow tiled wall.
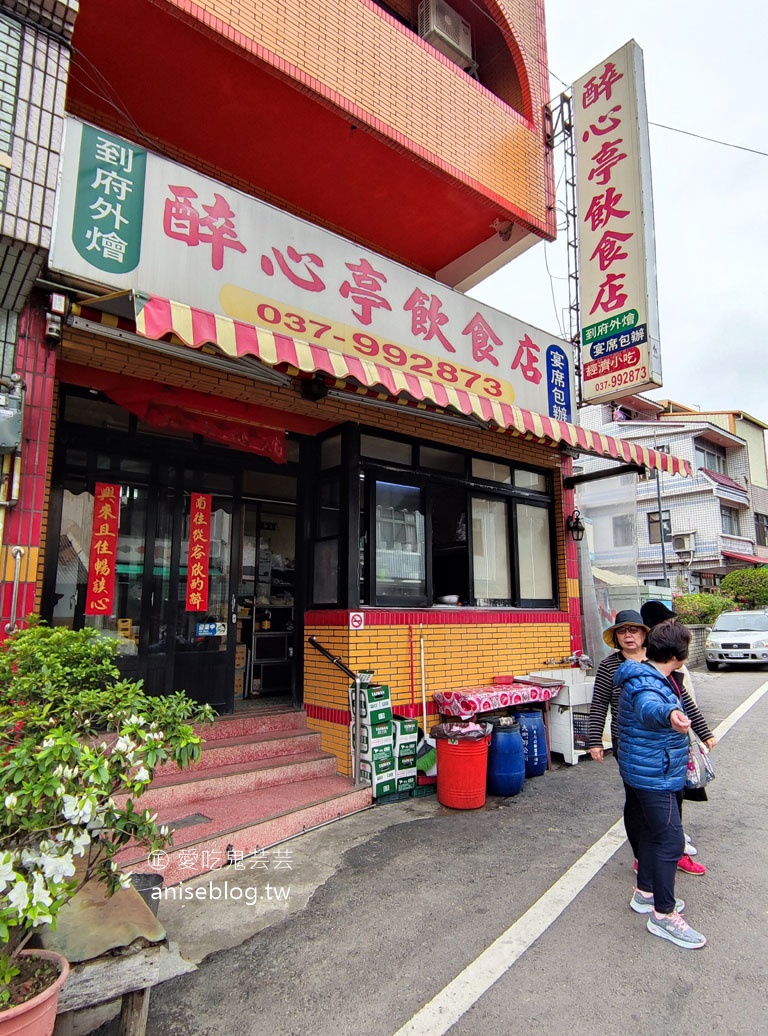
[305,618,572,775]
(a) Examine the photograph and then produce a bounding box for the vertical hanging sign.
[573,41,663,403]
[84,483,121,616]
[186,493,212,612]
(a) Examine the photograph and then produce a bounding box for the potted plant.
[0,622,214,1032]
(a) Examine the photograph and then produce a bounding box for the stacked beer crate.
[349,676,395,798]
[393,716,418,794]
[349,674,422,799]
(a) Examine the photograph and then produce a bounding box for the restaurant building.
[1,0,686,776]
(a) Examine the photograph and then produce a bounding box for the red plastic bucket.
[436,736,490,809]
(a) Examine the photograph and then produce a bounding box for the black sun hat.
[602,609,650,648]
[641,600,677,629]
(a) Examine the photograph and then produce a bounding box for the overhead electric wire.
[548,71,766,159]
[648,122,768,159]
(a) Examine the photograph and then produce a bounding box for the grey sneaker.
[646,911,707,949]
[630,890,685,914]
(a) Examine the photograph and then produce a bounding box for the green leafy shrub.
[720,567,768,609]
[671,593,737,625]
[0,622,214,1005]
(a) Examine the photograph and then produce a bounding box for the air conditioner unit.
[418,0,474,69]
[671,533,695,554]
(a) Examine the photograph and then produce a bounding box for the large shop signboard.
[50,118,574,421]
[573,41,663,404]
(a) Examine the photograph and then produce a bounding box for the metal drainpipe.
[4,545,25,634]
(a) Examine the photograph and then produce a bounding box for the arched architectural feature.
[372,0,534,119]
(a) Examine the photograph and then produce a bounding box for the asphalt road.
[94,666,768,1036]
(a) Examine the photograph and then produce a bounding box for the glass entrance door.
[238,502,296,699]
[51,476,238,712]
[146,487,235,710]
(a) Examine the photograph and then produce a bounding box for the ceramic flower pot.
[0,950,69,1036]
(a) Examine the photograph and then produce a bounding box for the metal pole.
[655,470,668,586]
[353,672,362,787]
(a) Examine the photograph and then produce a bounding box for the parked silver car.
[705,610,768,670]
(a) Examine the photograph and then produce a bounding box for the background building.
[581,396,768,593]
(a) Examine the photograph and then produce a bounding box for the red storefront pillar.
[561,453,584,657]
[0,303,58,635]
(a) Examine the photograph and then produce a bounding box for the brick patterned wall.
[1,2,78,38]
[305,612,572,774]
[0,5,72,311]
[0,310,19,381]
[161,0,552,231]
[0,14,22,215]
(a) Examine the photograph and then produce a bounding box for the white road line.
[393,680,768,1036]
[711,679,768,740]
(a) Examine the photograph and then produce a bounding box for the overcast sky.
[470,0,768,422]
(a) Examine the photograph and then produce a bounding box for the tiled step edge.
[153,729,322,776]
[196,709,309,742]
[122,785,373,886]
[127,752,339,811]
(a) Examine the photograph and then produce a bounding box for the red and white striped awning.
[81,292,693,477]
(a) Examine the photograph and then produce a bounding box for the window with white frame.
[721,505,740,536]
[695,439,726,474]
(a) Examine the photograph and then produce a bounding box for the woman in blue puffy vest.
[614,621,707,950]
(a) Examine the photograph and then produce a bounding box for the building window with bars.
[755,513,768,547]
[647,509,672,544]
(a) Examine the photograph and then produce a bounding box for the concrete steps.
[121,708,371,885]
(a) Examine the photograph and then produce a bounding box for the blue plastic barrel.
[512,710,548,777]
[487,719,526,796]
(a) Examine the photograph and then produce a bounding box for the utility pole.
[655,469,668,586]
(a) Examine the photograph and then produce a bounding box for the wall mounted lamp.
[301,376,330,402]
[566,509,586,542]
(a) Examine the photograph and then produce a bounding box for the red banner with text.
[84,483,121,616]
[186,493,212,612]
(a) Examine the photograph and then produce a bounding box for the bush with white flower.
[0,622,214,1005]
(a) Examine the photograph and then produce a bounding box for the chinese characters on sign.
[546,346,572,422]
[573,42,663,404]
[164,187,247,272]
[52,118,576,419]
[185,493,212,613]
[85,483,120,616]
[73,124,146,274]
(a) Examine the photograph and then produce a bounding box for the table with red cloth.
[432,680,564,720]
[432,679,564,770]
